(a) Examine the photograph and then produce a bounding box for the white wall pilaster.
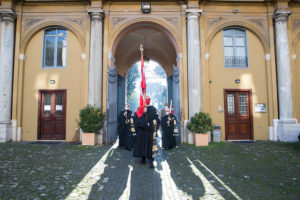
[186,9,202,119]
[0,11,16,142]
[88,9,104,107]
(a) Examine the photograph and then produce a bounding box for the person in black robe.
[133,104,160,168]
[118,104,134,150]
[160,102,169,118]
[161,107,178,150]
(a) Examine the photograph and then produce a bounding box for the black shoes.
[141,157,146,164]
[149,159,154,169]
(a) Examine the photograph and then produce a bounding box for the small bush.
[78,105,105,133]
[187,112,214,134]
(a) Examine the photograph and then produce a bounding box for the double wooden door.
[39,90,66,140]
[224,90,253,140]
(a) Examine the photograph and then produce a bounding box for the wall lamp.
[235,79,240,84]
[141,2,151,13]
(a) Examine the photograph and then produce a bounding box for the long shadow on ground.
[182,142,300,200]
[161,146,206,199]
[88,147,132,200]
[128,157,162,200]
[0,142,111,199]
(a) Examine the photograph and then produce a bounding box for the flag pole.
[140,44,146,102]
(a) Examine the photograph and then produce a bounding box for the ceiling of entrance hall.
[115,28,177,76]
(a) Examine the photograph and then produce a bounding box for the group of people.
[117,96,179,168]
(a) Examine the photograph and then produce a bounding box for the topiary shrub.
[78,105,105,133]
[187,112,214,134]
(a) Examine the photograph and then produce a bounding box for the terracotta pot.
[194,133,209,146]
[82,133,97,146]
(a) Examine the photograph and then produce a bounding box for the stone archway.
[106,21,181,144]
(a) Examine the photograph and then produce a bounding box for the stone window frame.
[222,27,249,68]
[42,27,68,69]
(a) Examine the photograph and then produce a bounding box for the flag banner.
[137,44,147,118]
[136,95,144,118]
[140,49,146,95]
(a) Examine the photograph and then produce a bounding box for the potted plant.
[186,112,214,146]
[78,105,105,145]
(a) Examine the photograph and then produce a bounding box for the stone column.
[273,10,293,120]
[173,65,181,145]
[0,11,16,142]
[107,66,118,144]
[88,9,104,107]
[273,10,300,142]
[186,9,202,119]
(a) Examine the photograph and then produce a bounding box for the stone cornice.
[88,8,105,20]
[186,9,202,14]
[0,9,17,21]
[273,10,292,22]
[186,9,202,19]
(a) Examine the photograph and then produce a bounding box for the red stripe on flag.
[136,94,144,118]
[137,48,146,118]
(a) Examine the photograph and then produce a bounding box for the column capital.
[0,9,16,22]
[273,10,291,22]
[88,8,105,21]
[186,9,202,19]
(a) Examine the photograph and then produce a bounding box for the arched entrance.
[107,21,181,144]
[126,60,168,113]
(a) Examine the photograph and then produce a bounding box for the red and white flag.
[136,45,147,118]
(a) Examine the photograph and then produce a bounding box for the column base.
[0,120,21,143]
[0,120,12,143]
[273,119,300,142]
[269,119,279,141]
[17,127,22,142]
[182,120,194,144]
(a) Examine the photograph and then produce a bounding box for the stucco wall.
[291,4,300,123]
[8,1,299,142]
[0,20,2,53]
[208,30,269,141]
[22,29,83,141]
[294,39,300,122]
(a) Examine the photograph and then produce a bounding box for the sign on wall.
[255,103,267,113]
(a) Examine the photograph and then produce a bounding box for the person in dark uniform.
[161,107,178,150]
[133,96,160,168]
[160,102,168,118]
[118,104,134,150]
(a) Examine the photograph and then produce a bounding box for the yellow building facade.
[0,0,299,143]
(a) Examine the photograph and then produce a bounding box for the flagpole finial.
[140,44,143,52]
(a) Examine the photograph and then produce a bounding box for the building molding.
[109,17,182,56]
[20,20,86,54]
[292,30,300,50]
[273,10,292,22]
[206,20,270,54]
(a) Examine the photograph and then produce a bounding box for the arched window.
[223,28,248,68]
[43,28,68,68]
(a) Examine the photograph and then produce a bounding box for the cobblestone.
[0,140,300,199]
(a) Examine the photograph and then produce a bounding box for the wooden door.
[39,90,66,140]
[224,90,253,140]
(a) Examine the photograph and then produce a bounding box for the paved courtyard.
[1,137,300,200]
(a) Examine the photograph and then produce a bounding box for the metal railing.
[225,56,248,67]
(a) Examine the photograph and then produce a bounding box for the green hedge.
[78,105,105,133]
[187,112,214,134]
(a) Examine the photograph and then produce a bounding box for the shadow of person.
[88,147,132,200]
[162,145,206,199]
[128,132,163,200]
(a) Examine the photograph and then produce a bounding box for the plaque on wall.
[255,103,266,113]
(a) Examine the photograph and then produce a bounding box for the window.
[227,94,235,115]
[239,94,248,115]
[43,28,68,68]
[223,28,248,68]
